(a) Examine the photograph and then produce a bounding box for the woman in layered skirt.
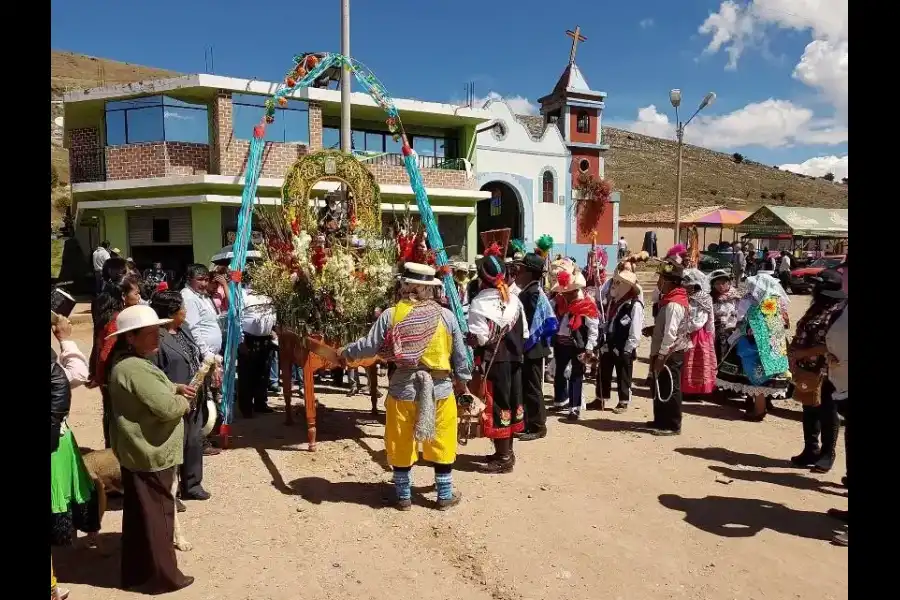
[681,269,716,397]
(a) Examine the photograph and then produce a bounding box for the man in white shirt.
[648,259,690,435]
[92,241,111,294]
[618,236,628,259]
[778,250,792,290]
[180,264,223,360]
[238,273,277,417]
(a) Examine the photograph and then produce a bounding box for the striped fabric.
[379,300,443,368]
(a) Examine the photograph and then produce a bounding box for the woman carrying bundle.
[681,269,717,399]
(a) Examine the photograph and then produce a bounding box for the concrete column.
[465,213,478,263]
[191,204,223,264]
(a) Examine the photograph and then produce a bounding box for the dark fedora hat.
[516,252,545,274]
[657,258,685,281]
[811,268,846,299]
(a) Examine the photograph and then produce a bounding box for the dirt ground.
[55,294,847,600]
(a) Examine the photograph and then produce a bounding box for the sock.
[393,469,412,501]
[435,471,453,501]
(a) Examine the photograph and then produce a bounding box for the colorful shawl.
[524,289,558,351]
[743,295,789,381]
[659,287,689,309]
[378,300,443,368]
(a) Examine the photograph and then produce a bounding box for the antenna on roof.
[204,46,216,74]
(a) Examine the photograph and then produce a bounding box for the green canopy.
[735,205,848,237]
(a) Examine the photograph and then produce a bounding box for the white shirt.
[181,286,223,359]
[779,255,792,273]
[618,238,627,250]
[467,288,529,347]
[57,340,89,388]
[508,282,521,296]
[241,288,277,337]
[826,303,848,400]
[92,247,110,271]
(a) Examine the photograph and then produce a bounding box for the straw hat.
[612,270,640,293]
[106,305,172,339]
[399,262,443,287]
[551,270,586,294]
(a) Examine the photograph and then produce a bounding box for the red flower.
[290,219,300,235]
[484,242,503,259]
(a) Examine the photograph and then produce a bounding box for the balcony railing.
[69,148,107,184]
[355,152,466,171]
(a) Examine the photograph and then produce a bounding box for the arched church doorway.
[477,181,523,255]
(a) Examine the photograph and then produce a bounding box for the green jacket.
[108,356,189,472]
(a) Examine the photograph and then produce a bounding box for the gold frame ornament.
[281,149,383,235]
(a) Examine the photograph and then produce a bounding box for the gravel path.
[54,294,847,600]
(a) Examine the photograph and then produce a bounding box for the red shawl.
[559,296,600,331]
[659,287,689,309]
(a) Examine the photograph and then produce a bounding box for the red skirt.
[682,327,716,395]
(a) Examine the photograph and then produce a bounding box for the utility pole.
[340,0,351,154]
[674,124,684,243]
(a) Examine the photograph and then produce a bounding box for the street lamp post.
[670,89,715,242]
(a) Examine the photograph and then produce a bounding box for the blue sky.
[51,0,847,179]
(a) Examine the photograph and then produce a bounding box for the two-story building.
[64,74,493,274]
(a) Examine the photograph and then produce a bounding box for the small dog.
[81,448,192,551]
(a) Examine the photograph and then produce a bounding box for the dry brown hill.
[51,50,179,183]
[602,127,848,217]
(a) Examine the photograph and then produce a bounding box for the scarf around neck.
[659,287,689,309]
[563,296,600,331]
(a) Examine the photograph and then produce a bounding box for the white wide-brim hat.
[612,269,640,293]
[551,270,587,294]
[399,262,444,287]
[106,305,172,339]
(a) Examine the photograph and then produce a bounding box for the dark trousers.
[238,335,271,417]
[180,400,205,495]
[121,467,188,592]
[836,397,848,482]
[484,361,524,439]
[101,387,112,449]
[800,379,839,457]
[652,351,684,431]
[599,350,635,405]
[522,356,547,433]
[94,270,103,295]
[553,345,585,411]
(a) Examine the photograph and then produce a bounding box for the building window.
[104,95,209,146]
[542,171,555,203]
[579,158,591,173]
[233,94,309,144]
[576,111,590,134]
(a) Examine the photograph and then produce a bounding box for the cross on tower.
[566,26,587,64]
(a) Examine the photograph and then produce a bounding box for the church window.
[542,171,555,203]
[579,159,591,173]
[576,111,590,133]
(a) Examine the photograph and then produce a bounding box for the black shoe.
[566,411,581,421]
[182,488,211,501]
[811,453,835,474]
[518,430,547,441]
[437,492,463,511]
[585,399,606,411]
[644,420,662,429]
[651,428,681,436]
[481,456,515,474]
[841,475,848,488]
[831,531,848,547]
[176,498,187,513]
[612,403,629,414]
[255,404,275,414]
[791,448,821,467]
[174,576,195,591]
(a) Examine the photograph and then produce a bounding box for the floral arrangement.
[574,173,614,236]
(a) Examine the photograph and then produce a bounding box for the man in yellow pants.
[342,263,471,510]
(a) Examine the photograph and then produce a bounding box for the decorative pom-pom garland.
[484,242,503,258]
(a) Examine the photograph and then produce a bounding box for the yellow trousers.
[385,395,457,468]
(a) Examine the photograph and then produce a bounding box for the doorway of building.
[477,181,523,255]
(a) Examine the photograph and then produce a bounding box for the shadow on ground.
[675,446,796,469]
[54,532,122,589]
[708,465,847,497]
[659,494,836,541]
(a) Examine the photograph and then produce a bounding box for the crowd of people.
[51,237,849,596]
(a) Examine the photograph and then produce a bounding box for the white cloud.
[616,100,847,150]
[780,155,847,180]
[474,91,539,115]
[639,18,654,29]
[698,1,848,120]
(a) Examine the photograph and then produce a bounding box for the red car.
[788,255,846,294]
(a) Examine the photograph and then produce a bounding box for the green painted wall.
[104,209,128,256]
[466,214,477,263]
[461,124,477,166]
[191,204,223,264]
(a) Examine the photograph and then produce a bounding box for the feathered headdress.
[535,234,554,258]
[510,239,527,257]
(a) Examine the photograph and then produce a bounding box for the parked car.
[697,252,733,276]
[788,255,846,294]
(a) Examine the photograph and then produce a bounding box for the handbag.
[791,367,825,407]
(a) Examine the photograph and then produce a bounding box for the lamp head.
[669,89,682,108]
[699,92,716,110]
